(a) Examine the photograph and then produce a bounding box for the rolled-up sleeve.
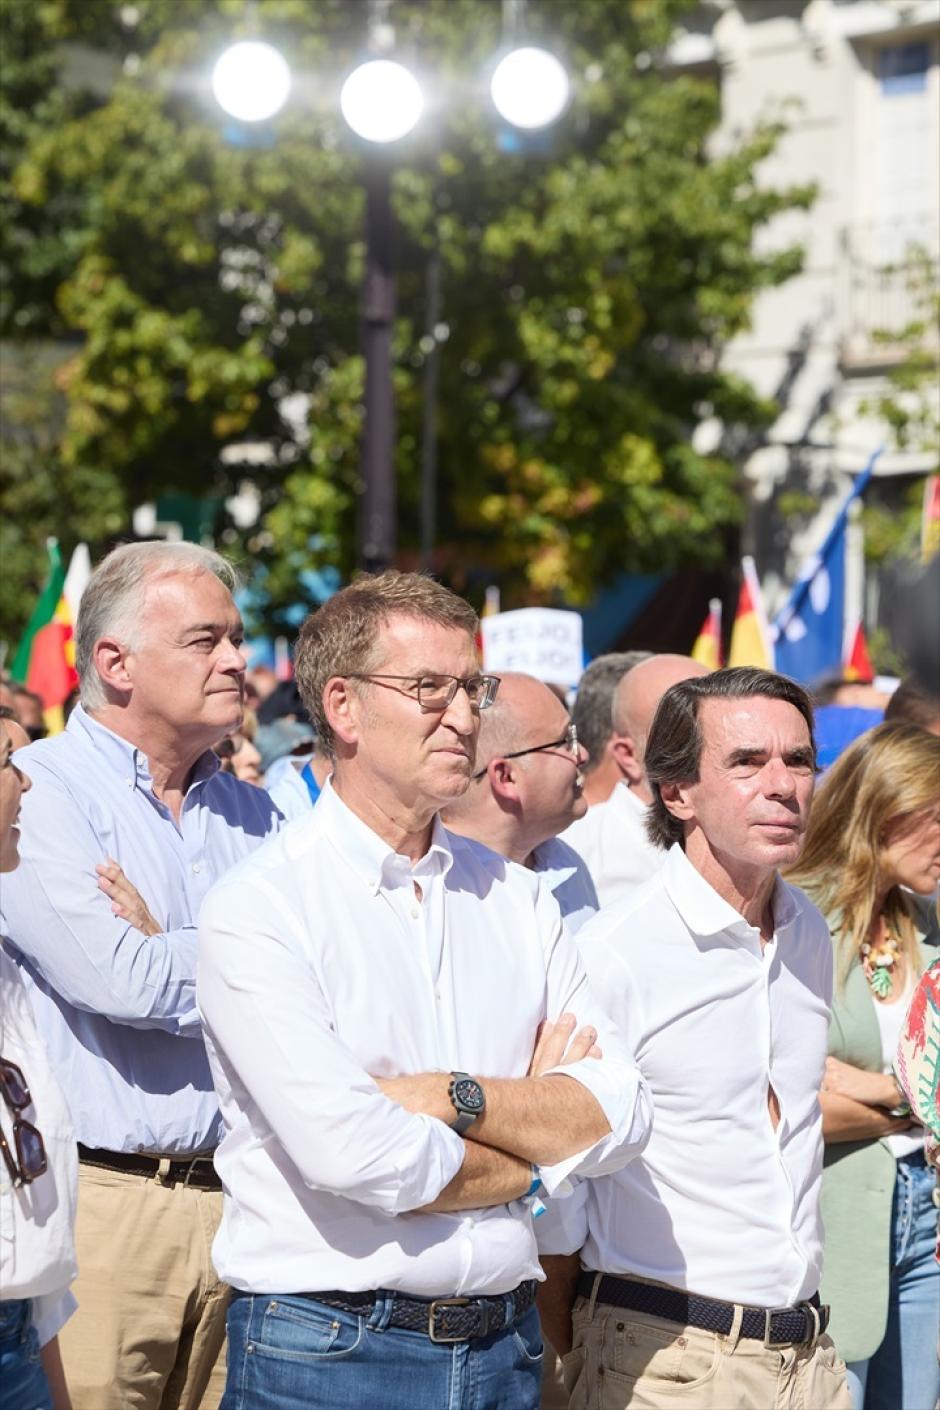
[198,878,466,1215]
[537,891,652,1195]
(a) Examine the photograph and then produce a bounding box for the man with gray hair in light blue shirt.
[1,540,281,1410]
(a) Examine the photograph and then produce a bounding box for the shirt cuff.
[381,1114,467,1215]
[537,1058,651,1195]
[31,1288,78,1346]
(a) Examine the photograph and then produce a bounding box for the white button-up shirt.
[0,945,78,1345]
[197,781,651,1298]
[538,845,833,1308]
[561,782,665,908]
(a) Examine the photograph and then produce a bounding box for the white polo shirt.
[538,844,833,1308]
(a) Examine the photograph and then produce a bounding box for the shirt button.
[411,908,419,919]
[192,863,202,874]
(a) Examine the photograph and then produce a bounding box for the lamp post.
[212,29,570,574]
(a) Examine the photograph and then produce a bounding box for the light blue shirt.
[531,836,599,935]
[0,706,281,1155]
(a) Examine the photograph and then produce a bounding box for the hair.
[294,571,479,758]
[572,651,651,770]
[644,667,816,850]
[787,722,940,987]
[75,542,239,710]
[885,674,940,731]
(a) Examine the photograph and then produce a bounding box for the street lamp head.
[340,59,424,144]
[212,41,292,123]
[490,46,570,130]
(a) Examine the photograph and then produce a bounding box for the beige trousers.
[562,1287,854,1410]
[60,1163,229,1410]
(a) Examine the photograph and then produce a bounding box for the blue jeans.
[0,1300,52,1410]
[221,1290,543,1410]
[845,1150,940,1410]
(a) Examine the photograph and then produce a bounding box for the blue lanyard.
[301,760,321,807]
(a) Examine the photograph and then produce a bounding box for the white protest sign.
[481,608,584,687]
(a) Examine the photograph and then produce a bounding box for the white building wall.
[672,0,939,619]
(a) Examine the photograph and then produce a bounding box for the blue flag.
[772,451,883,684]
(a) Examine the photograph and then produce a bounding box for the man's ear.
[610,733,644,787]
[322,677,360,750]
[92,636,133,701]
[488,756,521,804]
[659,779,695,822]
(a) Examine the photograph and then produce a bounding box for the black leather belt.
[298,1279,538,1343]
[578,1272,829,1349]
[77,1143,222,1191]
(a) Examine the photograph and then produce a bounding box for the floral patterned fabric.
[896,957,940,1186]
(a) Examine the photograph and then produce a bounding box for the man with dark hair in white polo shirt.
[539,666,853,1410]
[197,571,651,1410]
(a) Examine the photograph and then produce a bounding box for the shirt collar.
[531,836,578,886]
[318,778,455,896]
[662,843,799,942]
[70,704,220,793]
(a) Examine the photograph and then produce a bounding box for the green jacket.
[820,937,932,1363]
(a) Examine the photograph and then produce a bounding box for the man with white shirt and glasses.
[197,571,651,1410]
[442,672,598,935]
[1,542,281,1410]
[562,654,706,907]
[540,667,853,1410]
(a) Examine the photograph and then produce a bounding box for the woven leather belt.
[578,1273,829,1349]
[77,1143,221,1192]
[300,1279,538,1344]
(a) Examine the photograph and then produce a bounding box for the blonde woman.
[788,722,940,1410]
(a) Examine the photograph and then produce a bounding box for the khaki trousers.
[563,1287,854,1410]
[60,1163,229,1410]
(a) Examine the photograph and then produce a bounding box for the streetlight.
[339,57,424,571]
[211,41,292,124]
[489,46,570,129]
[212,32,570,573]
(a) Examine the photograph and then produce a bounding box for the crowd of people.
[0,539,937,1410]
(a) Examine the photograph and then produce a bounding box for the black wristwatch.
[448,1072,486,1134]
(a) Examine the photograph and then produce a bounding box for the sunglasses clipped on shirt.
[0,1056,47,1188]
[344,673,501,713]
[472,721,579,780]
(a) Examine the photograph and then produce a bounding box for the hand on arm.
[821,1056,903,1110]
[375,1014,609,1167]
[96,859,161,937]
[820,1091,915,1143]
[537,1253,582,1357]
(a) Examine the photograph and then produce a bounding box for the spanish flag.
[11,541,91,734]
[691,599,723,671]
[843,621,874,683]
[728,557,774,670]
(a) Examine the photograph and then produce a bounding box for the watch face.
[454,1078,485,1113]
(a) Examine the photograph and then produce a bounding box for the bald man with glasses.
[196,572,650,1410]
[442,672,598,936]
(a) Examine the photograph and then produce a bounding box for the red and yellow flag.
[691,599,723,671]
[728,558,774,670]
[843,621,874,683]
[11,542,91,734]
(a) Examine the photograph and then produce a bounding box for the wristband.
[526,1166,543,1199]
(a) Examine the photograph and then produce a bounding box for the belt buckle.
[762,1306,796,1349]
[429,1297,472,1343]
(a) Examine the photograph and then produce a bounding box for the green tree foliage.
[1,0,814,643]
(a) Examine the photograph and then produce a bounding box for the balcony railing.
[840,218,939,368]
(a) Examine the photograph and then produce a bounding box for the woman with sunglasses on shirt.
[0,714,78,1410]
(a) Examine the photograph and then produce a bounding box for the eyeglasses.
[0,1057,47,1188]
[472,722,579,780]
[345,673,501,712]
